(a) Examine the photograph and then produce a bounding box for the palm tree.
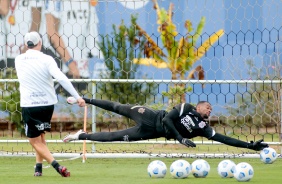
[134,0,224,108]
[97,15,157,105]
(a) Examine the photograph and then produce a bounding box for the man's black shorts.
[22,105,54,138]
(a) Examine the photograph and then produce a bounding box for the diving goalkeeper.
[63,97,268,151]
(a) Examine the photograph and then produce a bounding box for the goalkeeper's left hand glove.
[248,139,269,151]
[180,138,196,148]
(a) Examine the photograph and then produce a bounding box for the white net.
[0,0,281,158]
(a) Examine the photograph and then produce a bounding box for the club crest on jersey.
[199,121,206,128]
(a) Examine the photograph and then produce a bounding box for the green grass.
[0,157,281,184]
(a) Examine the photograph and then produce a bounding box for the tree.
[96,15,157,128]
[0,68,23,134]
[134,0,224,109]
[96,15,158,129]
[227,59,281,129]
[97,15,157,105]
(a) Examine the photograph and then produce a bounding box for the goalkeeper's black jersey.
[171,103,215,139]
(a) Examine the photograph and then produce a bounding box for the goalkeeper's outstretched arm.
[210,133,269,151]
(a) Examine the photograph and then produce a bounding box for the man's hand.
[77,98,86,107]
[248,139,269,151]
[180,138,196,148]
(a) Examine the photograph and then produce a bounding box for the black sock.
[51,160,60,172]
[79,133,88,140]
[35,163,42,173]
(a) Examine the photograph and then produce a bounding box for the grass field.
[0,157,281,184]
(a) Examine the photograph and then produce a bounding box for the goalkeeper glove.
[180,138,196,148]
[248,139,269,151]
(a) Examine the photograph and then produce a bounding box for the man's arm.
[45,13,80,78]
[162,109,196,147]
[47,56,85,106]
[30,7,42,32]
[0,0,9,15]
[162,109,182,141]
[210,133,268,151]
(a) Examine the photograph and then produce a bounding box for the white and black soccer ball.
[233,162,254,182]
[191,159,210,178]
[170,159,191,179]
[260,147,278,164]
[217,159,236,178]
[147,160,167,178]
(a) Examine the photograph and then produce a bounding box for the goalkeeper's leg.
[84,99,134,117]
[68,97,160,127]
[84,98,159,125]
[70,125,157,142]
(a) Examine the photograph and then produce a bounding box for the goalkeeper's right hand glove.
[180,138,196,148]
[248,139,269,151]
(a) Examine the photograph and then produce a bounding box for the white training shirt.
[15,49,81,107]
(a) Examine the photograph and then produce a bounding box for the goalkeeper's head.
[24,31,42,50]
[196,101,212,119]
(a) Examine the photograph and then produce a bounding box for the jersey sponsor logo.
[35,123,44,130]
[31,101,49,105]
[35,122,51,131]
[44,122,51,129]
[180,115,195,133]
[199,121,206,128]
[30,92,46,98]
[22,56,39,60]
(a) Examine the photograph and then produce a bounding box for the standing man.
[15,31,85,177]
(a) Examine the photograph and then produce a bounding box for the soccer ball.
[233,162,254,182]
[260,147,278,164]
[170,159,191,179]
[191,159,210,178]
[147,160,167,178]
[217,159,236,178]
